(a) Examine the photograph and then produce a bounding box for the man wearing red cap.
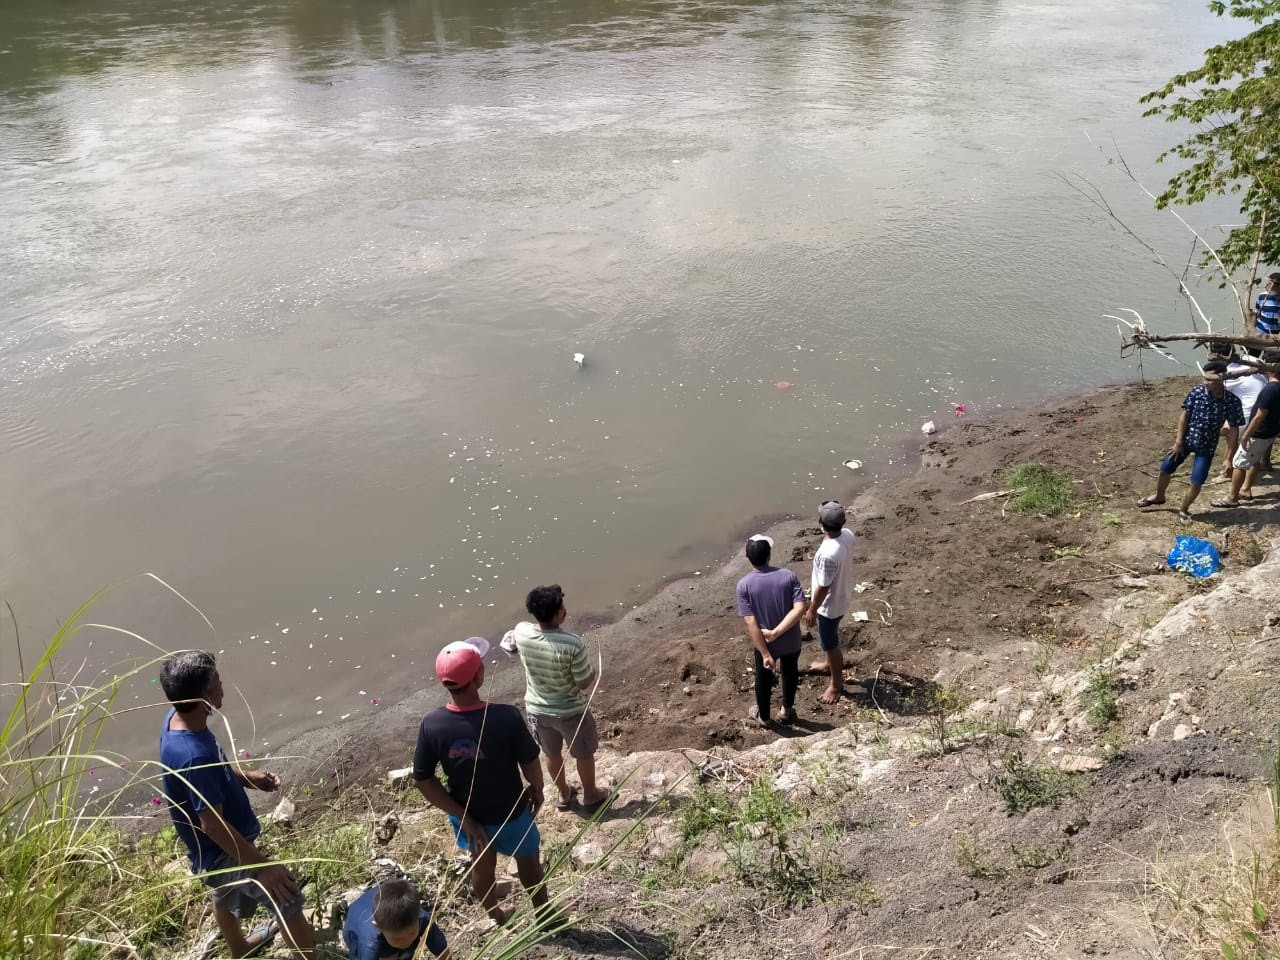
[413,640,553,927]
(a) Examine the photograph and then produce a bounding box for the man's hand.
[524,784,544,816]
[802,607,816,629]
[1167,440,1185,457]
[761,654,775,672]
[243,770,281,792]
[254,864,301,905]
[761,627,776,642]
[460,815,490,851]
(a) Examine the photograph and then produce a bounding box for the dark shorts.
[201,853,306,921]
[816,614,842,652]
[1160,448,1213,486]
[528,710,598,759]
[448,806,541,859]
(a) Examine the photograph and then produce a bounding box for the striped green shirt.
[511,621,593,718]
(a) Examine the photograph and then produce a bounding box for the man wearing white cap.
[803,500,857,704]
[737,534,806,727]
[412,638,552,927]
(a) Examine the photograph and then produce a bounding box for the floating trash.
[842,459,863,471]
[921,421,937,435]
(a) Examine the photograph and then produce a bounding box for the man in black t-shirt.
[413,639,553,927]
[1214,352,1280,509]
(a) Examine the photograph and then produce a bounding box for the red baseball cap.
[436,641,484,687]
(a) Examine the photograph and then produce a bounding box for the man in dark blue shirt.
[159,651,315,959]
[736,534,806,726]
[1138,361,1244,522]
[342,878,449,960]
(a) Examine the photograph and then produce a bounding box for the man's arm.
[197,806,299,903]
[576,669,597,692]
[416,776,489,848]
[1239,405,1267,447]
[804,584,831,626]
[519,759,545,815]
[764,601,807,641]
[742,615,773,670]
[1170,409,1190,455]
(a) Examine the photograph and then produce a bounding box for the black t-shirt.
[1251,381,1280,439]
[412,702,539,824]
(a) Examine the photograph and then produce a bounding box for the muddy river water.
[0,0,1241,757]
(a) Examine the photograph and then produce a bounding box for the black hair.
[1207,340,1235,360]
[159,651,218,714]
[525,584,565,625]
[1204,359,1229,375]
[745,539,771,567]
[373,877,421,932]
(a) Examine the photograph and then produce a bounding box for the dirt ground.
[179,376,1280,960]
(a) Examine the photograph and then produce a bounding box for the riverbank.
[137,375,1280,959]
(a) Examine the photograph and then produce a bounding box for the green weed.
[989,747,1077,814]
[1003,463,1075,516]
[1085,666,1120,727]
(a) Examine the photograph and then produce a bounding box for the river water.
[0,0,1241,757]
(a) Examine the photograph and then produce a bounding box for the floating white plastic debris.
[843,459,863,471]
[573,352,585,367]
[921,421,937,435]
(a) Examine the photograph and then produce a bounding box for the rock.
[1056,754,1104,773]
[1173,724,1193,741]
[684,846,729,880]
[1119,576,1149,589]
[268,797,296,827]
[571,841,604,868]
[387,767,413,791]
[374,812,399,845]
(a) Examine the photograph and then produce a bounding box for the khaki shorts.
[528,710,598,759]
[1232,436,1275,470]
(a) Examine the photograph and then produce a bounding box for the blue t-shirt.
[342,887,448,960]
[159,708,260,873]
[736,566,806,657]
[1256,290,1280,336]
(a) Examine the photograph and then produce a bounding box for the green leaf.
[1252,901,1268,926]
[1221,940,1239,959]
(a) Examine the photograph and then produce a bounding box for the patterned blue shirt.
[1182,384,1245,455]
[1257,290,1280,336]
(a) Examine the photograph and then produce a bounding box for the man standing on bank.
[1254,272,1280,337]
[510,585,611,814]
[803,500,857,705]
[737,533,807,727]
[413,641,552,927]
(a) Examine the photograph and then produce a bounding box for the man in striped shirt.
[1255,272,1280,336]
[511,585,611,814]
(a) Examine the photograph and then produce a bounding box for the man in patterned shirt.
[1255,272,1280,336]
[1137,360,1245,521]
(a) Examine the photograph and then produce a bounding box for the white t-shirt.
[1227,361,1268,421]
[810,528,857,619]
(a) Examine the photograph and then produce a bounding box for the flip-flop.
[244,921,278,958]
[1211,498,1241,508]
[580,792,613,816]
[746,705,771,728]
[1136,496,1166,508]
[1177,510,1192,523]
[554,788,579,812]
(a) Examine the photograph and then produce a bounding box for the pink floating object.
[370,698,379,705]
[774,381,794,390]
[953,404,966,417]
[149,797,164,805]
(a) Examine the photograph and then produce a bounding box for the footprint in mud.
[895,505,920,522]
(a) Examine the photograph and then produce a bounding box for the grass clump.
[989,747,1077,814]
[1003,463,1074,516]
[1085,666,1120,728]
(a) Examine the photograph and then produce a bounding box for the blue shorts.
[1160,448,1213,486]
[449,806,540,859]
[816,614,842,652]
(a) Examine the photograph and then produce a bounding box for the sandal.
[554,788,579,812]
[1136,496,1165,508]
[777,707,798,724]
[1177,510,1192,523]
[244,921,278,958]
[1210,498,1241,509]
[746,705,772,728]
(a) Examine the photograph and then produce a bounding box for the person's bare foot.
[819,686,840,704]
[807,659,829,673]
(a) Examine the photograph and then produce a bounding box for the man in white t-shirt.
[803,500,856,704]
[1212,343,1270,477]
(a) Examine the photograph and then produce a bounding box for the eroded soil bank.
[163,377,1280,960]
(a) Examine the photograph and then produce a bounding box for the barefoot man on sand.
[803,500,856,704]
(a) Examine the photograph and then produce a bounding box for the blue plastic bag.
[1166,536,1221,578]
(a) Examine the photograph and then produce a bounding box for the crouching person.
[343,877,450,960]
[159,651,315,959]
